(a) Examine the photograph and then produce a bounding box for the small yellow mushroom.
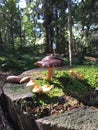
[76,74,84,80]
[69,70,77,78]
[26,80,37,91]
[32,85,42,93]
[26,80,36,87]
[41,85,53,93]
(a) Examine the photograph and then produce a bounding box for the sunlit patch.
[19,0,26,8]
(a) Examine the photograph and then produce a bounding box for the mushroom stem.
[46,67,55,81]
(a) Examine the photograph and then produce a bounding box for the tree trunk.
[43,0,53,54]
[68,0,72,66]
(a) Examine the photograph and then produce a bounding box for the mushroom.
[32,85,42,93]
[69,70,84,80]
[26,80,36,87]
[69,70,77,78]
[35,55,65,81]
[26,80,37,91]
[6,75,21,83]
[26,80,42,93]
[41,85,54,93]
[20,76,30,83]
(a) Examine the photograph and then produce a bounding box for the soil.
[16,94,84,120]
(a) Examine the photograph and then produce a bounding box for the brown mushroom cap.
[35,55,65,68]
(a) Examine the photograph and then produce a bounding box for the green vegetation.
[28,66,98,105]
[0,51,44,74]
[0,0,98,56]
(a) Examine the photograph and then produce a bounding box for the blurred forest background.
[0,0,98,74]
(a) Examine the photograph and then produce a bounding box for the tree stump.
[2,82,39,130]
[2,69,47,130]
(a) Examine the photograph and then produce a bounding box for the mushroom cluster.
[26,79,53,93]
[6,75,30,83]
[35,55,65,81]
[6,55,65,94]
[6,75,53,94]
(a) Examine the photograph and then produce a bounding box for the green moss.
[28,66,97,105]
